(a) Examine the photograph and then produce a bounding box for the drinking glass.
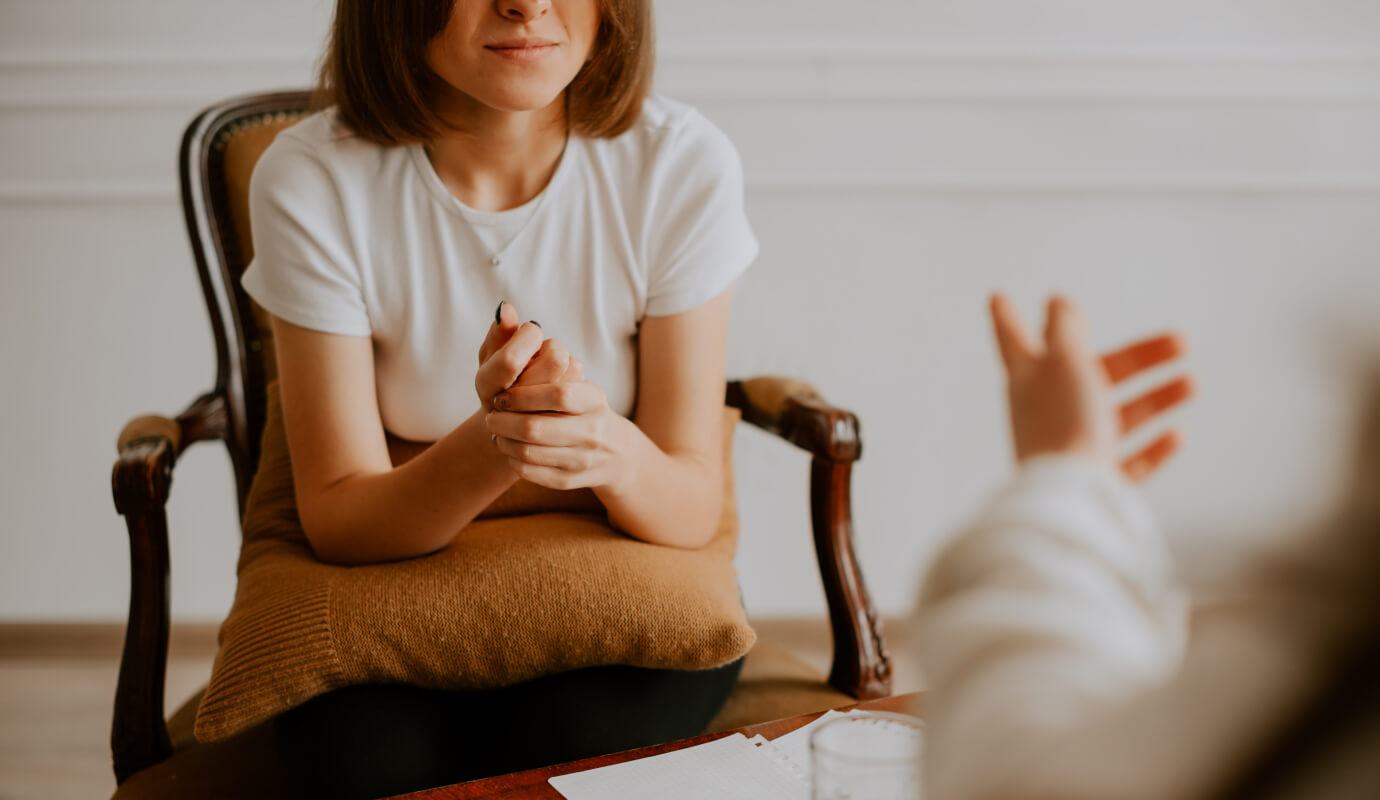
[809,711,924,799]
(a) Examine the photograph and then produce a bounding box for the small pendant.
[489,254,502,267]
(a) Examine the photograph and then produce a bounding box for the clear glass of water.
[809,712,924,800]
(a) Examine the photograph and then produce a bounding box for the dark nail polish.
[494,301,506,325]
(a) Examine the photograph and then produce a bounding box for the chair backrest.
[179,91,313,516]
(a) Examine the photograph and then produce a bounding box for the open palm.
[990,294,1194,482]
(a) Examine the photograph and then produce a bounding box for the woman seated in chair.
[239,0,756,795]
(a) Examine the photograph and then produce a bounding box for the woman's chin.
[476,85,567,116]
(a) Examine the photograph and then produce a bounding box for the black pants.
[275,658,744,800]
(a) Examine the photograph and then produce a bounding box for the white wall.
[2,0,1379,623]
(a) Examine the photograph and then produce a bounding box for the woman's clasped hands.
[475,301,628,491]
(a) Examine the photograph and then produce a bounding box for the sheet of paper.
[549,733,809,800]
[765,709,853,770]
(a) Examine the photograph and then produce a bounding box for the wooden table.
[388,693,922,799]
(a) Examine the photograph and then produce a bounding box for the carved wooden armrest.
[726,377,890,700]
[726,377,861,462]
[110,391,227,784]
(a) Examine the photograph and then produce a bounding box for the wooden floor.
[0,620,921,800]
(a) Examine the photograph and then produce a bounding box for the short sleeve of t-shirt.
[240,132,372,337]
[643,110,759,317]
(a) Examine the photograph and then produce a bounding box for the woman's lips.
[485,39,559,64]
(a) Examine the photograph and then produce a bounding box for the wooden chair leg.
[811,458,892,699]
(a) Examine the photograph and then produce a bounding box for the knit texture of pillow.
[193,383,755,743]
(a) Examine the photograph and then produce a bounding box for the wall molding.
[4,176,1380,206]
[3,44,1379,203]
[0,179,172,204]
[5,42,1379,66]
[2,44,1379,111]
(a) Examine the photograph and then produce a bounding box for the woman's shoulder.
[633,94,699,134]
[583,95,743,181]
[256,109,407,189]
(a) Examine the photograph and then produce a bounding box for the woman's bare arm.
[273,309,546,564]
[599,288,731,547]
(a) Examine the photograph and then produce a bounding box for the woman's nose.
[495,0,551,22]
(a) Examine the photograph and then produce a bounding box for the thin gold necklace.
[426,139,567,269]
[482,181,553,268]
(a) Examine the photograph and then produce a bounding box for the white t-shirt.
[241,95,758,442]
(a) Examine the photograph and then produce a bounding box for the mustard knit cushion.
[193,383,755,743]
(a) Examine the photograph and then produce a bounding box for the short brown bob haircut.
[316,0,653,146]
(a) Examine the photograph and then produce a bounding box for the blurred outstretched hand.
[990,293,1194,482]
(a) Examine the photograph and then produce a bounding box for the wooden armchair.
[109,91,891,798]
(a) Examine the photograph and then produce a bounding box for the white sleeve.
[240,134,372,337]
[643,111,759,318]
[911,455,1190,799]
